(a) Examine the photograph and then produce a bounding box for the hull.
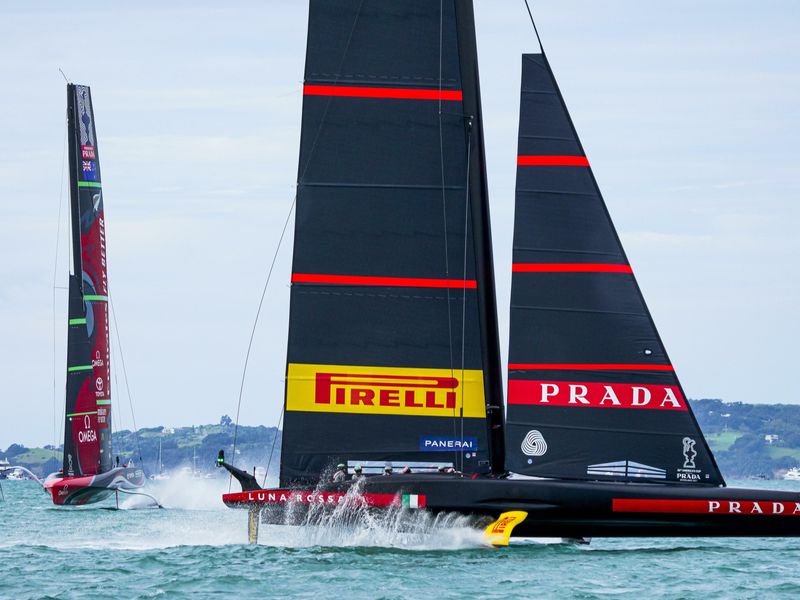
[44,467,146,506]
[223,474,800,537]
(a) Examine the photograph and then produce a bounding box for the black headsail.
[504,54,724,486]
[279,0,504,485]
[62,84,112,477]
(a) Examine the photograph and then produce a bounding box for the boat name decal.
[508,380,686,411]
[227,490,426,509]
[286,363,486,418]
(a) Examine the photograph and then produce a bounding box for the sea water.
[2,478,800,599]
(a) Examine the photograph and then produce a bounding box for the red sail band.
[292,273,477,289]
[517,155,590,167]
[513,263,633,273]
[509,363,673,371]
[303,84,462,101]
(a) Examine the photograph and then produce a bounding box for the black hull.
[224,475,800,537]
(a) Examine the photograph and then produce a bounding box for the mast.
[453,0,506,475]
[67,85,82,278]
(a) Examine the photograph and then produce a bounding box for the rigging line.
[53,118,68,465]
[109,296,144,470]
[438,0,459,463]
[230,1,363,489]
[522,0,546,54]
[261,405,284,488]
[229,196,296,492]
[459,122,473,474]
[296,0,365,184]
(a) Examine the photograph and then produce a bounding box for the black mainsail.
[279,0,503,485]
[503,54,723,486]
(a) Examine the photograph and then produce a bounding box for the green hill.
[0,416,279,479]
[5,402,800,480]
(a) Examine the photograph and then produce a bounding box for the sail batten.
[504,54,723,486]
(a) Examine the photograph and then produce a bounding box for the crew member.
[383,465,393,476]
[351,465,363,480]
[333,463,347,482]
[400,466,412,474]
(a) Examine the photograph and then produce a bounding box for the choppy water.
[2,478,800,599]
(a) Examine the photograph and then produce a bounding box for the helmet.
[336,463,346,469]
[384,465,393,473]
[354,465,362,472]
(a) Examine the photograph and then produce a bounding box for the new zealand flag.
[82,160,98,181]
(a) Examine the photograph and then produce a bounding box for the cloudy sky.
[1,1,797,448]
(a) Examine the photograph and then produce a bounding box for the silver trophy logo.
[682,437,697,469]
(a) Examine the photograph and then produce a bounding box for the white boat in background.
[783,468,800,481]
[6,469,27,481]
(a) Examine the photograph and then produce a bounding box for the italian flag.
[401,494,426,509]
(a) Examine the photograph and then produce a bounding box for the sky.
[0,1,797,448]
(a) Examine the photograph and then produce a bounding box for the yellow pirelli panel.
[286,363,486,419]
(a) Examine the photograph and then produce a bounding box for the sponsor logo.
[419,436,477,452]
[67,454,74,477]
[92,350,104,368]
[81,144,96,159]
[286,363,486,418]
[508,380,686,411]
[95,377,104,392]
[489,515,517,535]
[78,414,97,444]
[682,437,697,468]
[92,192,102,212]
[614,498,800,516]
[587,460,666,480]
[82,160,98,181]
[521,430,547,457]
[676,437,707,482]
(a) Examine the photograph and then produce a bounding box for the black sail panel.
[280,0,498,485]
[504,54,724,486]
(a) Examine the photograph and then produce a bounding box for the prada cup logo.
[683,437,697,469]
[286,363,486,418]
[521,430,547,457]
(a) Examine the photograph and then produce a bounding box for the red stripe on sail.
[303,85,462,101]
[517,155,590,167]
[508,363,673,371]
[512,263,633,274]
[292,273,477,289]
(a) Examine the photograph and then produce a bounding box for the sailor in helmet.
[333,463,347,482]
[383,465,393,476]
[351,465,363,480]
